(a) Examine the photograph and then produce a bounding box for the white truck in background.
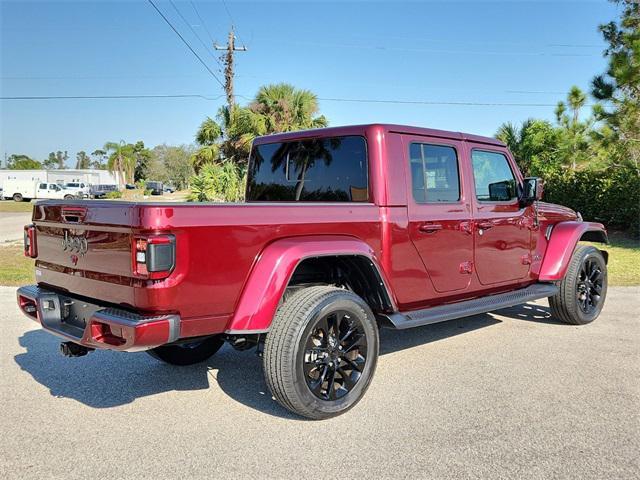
[63,182,90,198]
[3,180,76,202]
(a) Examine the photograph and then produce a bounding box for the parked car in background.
[89,184,118,199]
[3,180,74,201]
[146,181,163,195]
[64,182,90,198]
[163,185,175,194]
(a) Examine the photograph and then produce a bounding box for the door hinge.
[521,254,532,265]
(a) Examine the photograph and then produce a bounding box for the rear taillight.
[24,224,37,258]
[133,234,175,280]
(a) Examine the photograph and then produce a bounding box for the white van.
[3,180,75,202]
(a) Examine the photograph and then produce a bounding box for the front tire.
[147,335,224,366]
[263,286,379,420]
[549,245,607,325]
[64,194,75,200]
[13,193,23,202]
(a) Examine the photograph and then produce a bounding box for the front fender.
[539,221,607,281]
[225,235,393,334]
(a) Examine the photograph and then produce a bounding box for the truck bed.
[31,200,382,335]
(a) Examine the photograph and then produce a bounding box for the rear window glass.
[246,135,368,202]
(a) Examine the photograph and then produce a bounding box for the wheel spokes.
[576,258,606,314]
[302,309,368,401]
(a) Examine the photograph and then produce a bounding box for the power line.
[0,94,225,100]
[1,74,212,80]
[168,0,223,68]
[190,1,216,44]
[314,97,584,107]
[147,0,224,88]
[283,39,599,57]
[0,93,580,108]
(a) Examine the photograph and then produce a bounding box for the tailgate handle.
[61,207,87,223]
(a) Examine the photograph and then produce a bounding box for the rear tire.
[263,286,379,420]
[549,245,607,325]
[13,193,23,202]
[147,336,224,366]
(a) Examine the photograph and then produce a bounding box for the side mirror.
[520,177,543,207]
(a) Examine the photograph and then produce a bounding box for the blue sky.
[0,0,619,164]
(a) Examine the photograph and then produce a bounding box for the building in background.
[0,169,121,190]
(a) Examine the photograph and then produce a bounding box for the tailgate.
[32,201,137,285]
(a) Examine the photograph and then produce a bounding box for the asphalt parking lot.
[1,286,638,479]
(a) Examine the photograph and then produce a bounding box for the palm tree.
[105,141,135,186]
[250,83,328,133]
[496,119,536,175]
[193,83,329,169]
[191,118,223,172]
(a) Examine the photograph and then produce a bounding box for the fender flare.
[225,235,396,334]
[539,221,608,281]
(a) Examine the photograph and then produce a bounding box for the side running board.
[382,283,558,330]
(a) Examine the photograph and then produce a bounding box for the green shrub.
[542,164,640,236]
[105,190,123,199]
[188,161,246,202]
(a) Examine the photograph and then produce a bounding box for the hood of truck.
[536,202,578,223]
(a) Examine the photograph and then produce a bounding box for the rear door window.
[409,143,460,203]
[247,136,368,202]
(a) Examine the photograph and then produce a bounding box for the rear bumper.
[17,285,180,352]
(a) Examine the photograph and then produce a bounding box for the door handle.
[477,221,494,230]
[419,223,443,233]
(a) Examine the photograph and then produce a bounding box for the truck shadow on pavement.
[14,302,557,419]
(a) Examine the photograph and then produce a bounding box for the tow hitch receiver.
[60,342,94,357]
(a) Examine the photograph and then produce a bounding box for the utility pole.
[214,28,247,110]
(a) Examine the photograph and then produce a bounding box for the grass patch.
[0,201,34,213]
[584,231,640,286]
[0,244,34,286]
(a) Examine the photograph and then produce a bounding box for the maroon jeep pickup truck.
[18,124,609,419]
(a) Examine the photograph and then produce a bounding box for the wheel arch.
[225,235,396,334]
[539,221,608,281]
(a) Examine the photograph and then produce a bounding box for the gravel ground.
[1,286,638,479]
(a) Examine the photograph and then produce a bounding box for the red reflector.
[24,225,37,258]
[18,295,38,319]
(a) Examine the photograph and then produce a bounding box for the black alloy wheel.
[549,245,607,325]
[302,309,368,401]
[263,286,379,420]
[576,257,604,314]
